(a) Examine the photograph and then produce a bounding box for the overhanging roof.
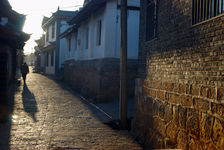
[68,0,108,25]
[0,25,30,49]
[40,42,56,52]
[42,10,77,30]
[0,0,30,49]
[59,25,78,39]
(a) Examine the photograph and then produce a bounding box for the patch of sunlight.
[12,115,18,122]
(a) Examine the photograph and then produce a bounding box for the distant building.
[61,0,140,102]
[24,53,34,66]
[38,9,76,75]
[132,0,224,149]
[34,36,45,72]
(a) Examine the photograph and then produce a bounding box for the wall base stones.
[132,78,224,150]
[133,0,224,149]
[64,58,138,102]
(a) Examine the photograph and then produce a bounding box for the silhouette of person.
[21,62,29,83]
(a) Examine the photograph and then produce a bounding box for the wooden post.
[120,0,127,129]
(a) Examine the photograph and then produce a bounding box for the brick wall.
[64,58,138,102]
[132,0,224,149]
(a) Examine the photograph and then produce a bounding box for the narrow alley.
[0,69,143,150]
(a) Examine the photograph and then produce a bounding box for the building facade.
[62,0,140,102]
[34,36,45,72]
[39,10,76,75]
[0,0,29,120]
[132,0,224,149]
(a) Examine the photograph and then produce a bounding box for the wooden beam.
[120,0,127,130]
[199,0,202,22]
[192,0,195,24]
[221,0,223,13]
[208,0,211,18]
[217,0,219,15]
[196,0,199,23]
[205,0,208,19]
[202,0,204,20]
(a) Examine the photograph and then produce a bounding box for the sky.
[8,0,84,54]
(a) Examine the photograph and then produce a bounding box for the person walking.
[21,62,29,83]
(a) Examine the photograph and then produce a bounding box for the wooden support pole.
[120,0,127,129]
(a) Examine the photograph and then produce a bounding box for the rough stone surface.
[166,121,178,144]
[156,90,166,101]
[212,103,224,117]
[180,95,193,107]
[200,113,214,141]
[164,103,173,123]
[207,87,216,99]
[178,106,187,129]
[168,93,179,104]
[187,109,200,137]
[177,130,188,150]
[132,0,224,149]
[217,88,224,101]
[212,118,224,147]
[0,72,143,150]
[194,98,210,112]
[189,137,203,150]
[64,58,138,102]
[200,86,207,97]
[153,117,166,137]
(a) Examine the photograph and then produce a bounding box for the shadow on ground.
[36,74,145,149]
[22,83,38,122]
[44,75,136,130]
[0,81,19,149]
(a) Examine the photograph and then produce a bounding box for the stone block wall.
[64,58,138,102]
[132,0,224,149]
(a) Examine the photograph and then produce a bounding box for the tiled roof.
[40,42,56,52]
[68,0,109,25]
[0,0,30,49]
[53,10,77,17]
[59,25,77,39]
[42,10,77,29]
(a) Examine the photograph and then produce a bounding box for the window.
[68,38,71,52]
[51,50,54,66]
[46,52,49,66]
[96,20,102,46]
[85,27,89,49]
[74,35,77,50]
[52,22,55,39]
[46,30,49,42]
[146,0,158,41]
[192,0,224,24]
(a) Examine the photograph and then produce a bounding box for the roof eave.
[68,0,107,25]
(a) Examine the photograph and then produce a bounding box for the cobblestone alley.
[0,71,143,150]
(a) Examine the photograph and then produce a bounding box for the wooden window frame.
[51,50,54,66]
[46,30,49,42]
[52,22,55,39]
[192,0,224,24]
[46,52,49,66]
[96,20,102,46]
[68,38,71,52]
[146,0,158,41]
[85,27,89,49]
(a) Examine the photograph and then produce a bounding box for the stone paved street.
[0,70,143,150]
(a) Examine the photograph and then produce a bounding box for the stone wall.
[64,58,138,102]
[132,0,224,149]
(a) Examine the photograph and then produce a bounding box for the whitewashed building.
[39,10,76,75]
[61,0,140,102]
